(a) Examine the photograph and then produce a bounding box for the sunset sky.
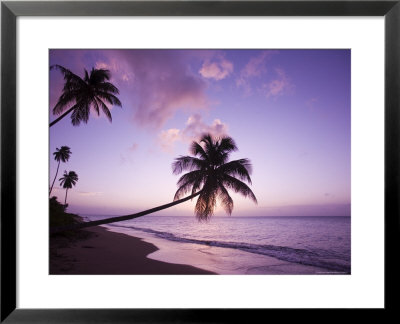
[49,49,350,217]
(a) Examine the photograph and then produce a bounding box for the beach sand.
[50,226,215,275]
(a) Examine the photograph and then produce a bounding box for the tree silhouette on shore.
[50,134,257,234]
[49,146,71,195]
[59,171,79,206]
[50,65,122,127]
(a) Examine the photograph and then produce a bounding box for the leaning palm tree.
[49,65,122,127]
[50,134,257,234]
[49,146,71,195]
[59,171,79,206]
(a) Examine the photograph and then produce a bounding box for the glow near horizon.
[49,49,350,217]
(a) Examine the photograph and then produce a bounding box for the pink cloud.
[78,191,103,197]
[120,142,139,164]
[262,68,293,98]
[158,128,181,152]
[95,59,134,84]
[182,114,228,140]
[158,114,229,152]
[95,61,110,70]
[105,50,209,129]
[236,51,276,95]
[199,57,233,80]
[128,143,139,152]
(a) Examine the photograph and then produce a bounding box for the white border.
[17,17,384,308]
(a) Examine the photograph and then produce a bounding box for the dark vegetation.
[49,196,89,239]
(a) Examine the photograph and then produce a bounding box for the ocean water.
[83,215,351,275]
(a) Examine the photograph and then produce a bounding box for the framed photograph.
[1,0,399,322]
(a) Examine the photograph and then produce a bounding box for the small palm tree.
[50,134,257,233]
[59,171,78,206]
[49,146,71,195]
[50,65,122,127]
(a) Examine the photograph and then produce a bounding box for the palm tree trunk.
[49,107,74,127]
[64,188,69,206]
[49,161,60,195]
[50,191,201,234]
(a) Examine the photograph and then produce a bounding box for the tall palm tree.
[50,134,257,234]
[59,171,79,206]
[49,65,122,127]
[49,146,71,195]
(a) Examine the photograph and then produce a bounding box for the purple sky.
[49,49,350,217]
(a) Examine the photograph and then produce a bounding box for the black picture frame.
[1,1,399,322]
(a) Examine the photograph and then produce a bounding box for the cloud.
[158,128,181,152]
[95,60,134,83]
[95,61,109,69]
[119,142,139,164]
[182,114,228,140]
[158,114,229,152]
[104,50,209,129]
[240,51,270,78]
[128,143,139,152]
[261,68,293,98]
[199,57,233,80]
[78,191,103,197]
[236,51,276,95]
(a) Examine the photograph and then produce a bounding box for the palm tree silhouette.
[172,133,257,220]
[49,146,71,196]
[50,134,257,233]
[49,65,122,127]
[59,171,79,206]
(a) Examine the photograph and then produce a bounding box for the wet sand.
[50,226,216,275]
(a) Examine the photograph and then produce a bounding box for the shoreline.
[104,225,337,275]
[50,226,216,275]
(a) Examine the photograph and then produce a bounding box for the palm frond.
[217,137,237,154]
[51,65,86,87]
[97,92,122,107]
[200,134,216,160]
[70,102,89,126]
[189,141,208,160]
[217,184,234,215]
[84,69,90,83]
[96,82,120,95]
[95,98,112,122]
[174,181,199,201]
[53,93,78,115]
[172,156,206,175]
[191,176,205,196]
[90,68,111,83]
[176,170,204,187]
[174,170,205,200]
[217,159,253,184]
[195,188,217,221]
[221,174,258,204]
[92,98,100,116]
